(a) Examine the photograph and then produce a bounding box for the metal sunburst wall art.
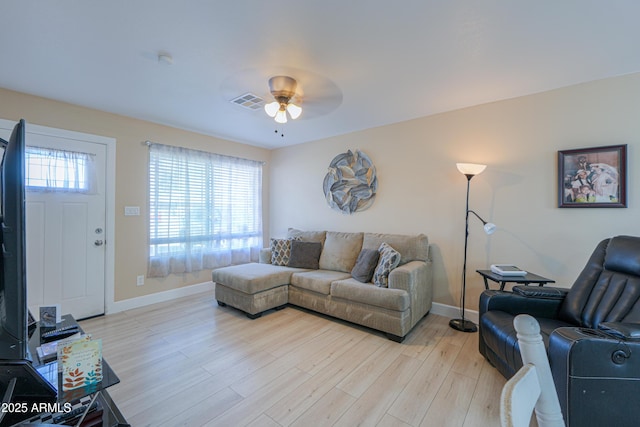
[323,149,377,214]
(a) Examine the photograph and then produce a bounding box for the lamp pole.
[450,163,493,332]
[449,174,478,332]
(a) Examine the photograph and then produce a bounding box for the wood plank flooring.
[80,288,507,427]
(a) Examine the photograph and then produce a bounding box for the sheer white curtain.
[25,146,96,193]
[147,143,263,277]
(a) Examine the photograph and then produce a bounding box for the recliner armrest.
[599,322,640,340]
[549,326,640,426]
[479,289,565,319]
[513,285,569,300]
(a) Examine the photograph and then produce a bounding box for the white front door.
[0,120,111,320]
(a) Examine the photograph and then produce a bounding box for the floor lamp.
[449,163,496,333]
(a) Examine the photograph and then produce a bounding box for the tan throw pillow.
[373,242,401,287]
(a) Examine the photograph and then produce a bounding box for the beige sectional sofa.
[212,229,433,342]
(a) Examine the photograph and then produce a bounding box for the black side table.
[476,269,555,291]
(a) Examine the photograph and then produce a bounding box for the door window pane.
[25,147,95,193]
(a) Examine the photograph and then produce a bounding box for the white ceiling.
[2,1,640,149]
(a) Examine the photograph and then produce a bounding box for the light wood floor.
[80,290,507,427]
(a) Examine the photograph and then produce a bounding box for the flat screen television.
[0,118,28,360]
[0,120,57,425]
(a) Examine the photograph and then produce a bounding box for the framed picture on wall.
[558,144,627,208]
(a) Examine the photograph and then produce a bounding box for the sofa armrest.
[259,248,272,264]
[388,260,425,292]
[388,260,432,326]
[479,289,565,319]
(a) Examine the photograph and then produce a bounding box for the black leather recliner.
[479,235,640,427]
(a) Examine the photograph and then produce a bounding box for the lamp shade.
[456,163,487,176]
[483,222,497,235]
[274,109,288,124]
[287,103,302,119]
[264,101,280,117]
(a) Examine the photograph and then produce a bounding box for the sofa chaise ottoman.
[212,229,433,342]
[213,262,303,319]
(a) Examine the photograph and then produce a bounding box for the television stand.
[10,313,130,426]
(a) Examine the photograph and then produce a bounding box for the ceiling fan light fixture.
[286,103,302,119]
[264,101,280,117]
[266,75,302,123]
[274,109,288,124]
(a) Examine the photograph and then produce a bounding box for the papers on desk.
[490,264,527,276]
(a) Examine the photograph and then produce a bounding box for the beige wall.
[2,72,639,312]
[0,87,271,302]
[269,72,640,310]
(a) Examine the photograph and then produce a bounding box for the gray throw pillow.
[351,249,380,283]
[288,240,322,269]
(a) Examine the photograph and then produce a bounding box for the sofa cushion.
[287,228,327,247]
[291,270,351,295]
[288,240,322,269]
[270,237,299,266]
[373,242,401,287]
[319,231,364,273]
[363,233,429,265]
[331,278,410,311]
[351,249,380,283]
[212,263,298,294]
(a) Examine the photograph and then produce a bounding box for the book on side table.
[490,264,527,276]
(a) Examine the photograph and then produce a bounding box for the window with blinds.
[148,143,263,276]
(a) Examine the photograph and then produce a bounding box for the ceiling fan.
[264,76,302,124]
[223,67,343,123]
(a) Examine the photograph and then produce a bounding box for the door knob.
[94,240,104,246]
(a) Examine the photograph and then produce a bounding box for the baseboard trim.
[107,281,215,314]
[430,302,479,324]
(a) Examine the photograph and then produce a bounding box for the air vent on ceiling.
[230,93,265,111]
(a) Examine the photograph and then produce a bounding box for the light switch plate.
[124,206,140,216]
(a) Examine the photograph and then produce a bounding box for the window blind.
[148,143,263,277]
